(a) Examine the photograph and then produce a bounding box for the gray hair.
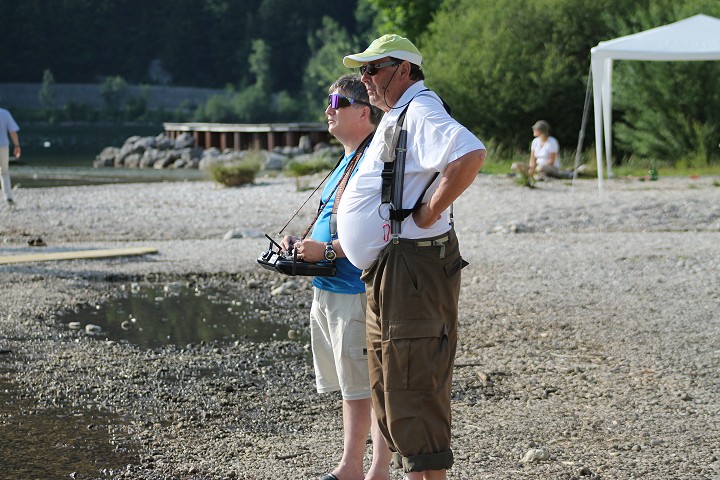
[532,120,551,136]
[329,74,383,126]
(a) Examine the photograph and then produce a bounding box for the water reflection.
[72,282,302,349]
[11,165,206,188]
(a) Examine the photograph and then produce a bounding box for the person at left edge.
[281,74,392,480]
[0,106,21,204]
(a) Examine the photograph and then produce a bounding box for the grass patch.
[286,156,335,177]
[208,155,262,187]
[286,154,336,191]
[484,144,720,180]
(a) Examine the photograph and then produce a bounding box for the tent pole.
[602,59,614,178]
[591,57,605,193]
[572,65,593,190]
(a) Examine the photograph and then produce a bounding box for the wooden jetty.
[163,122,331,151]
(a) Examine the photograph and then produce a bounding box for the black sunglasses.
[359,60,400,76]
[328,93,371,109]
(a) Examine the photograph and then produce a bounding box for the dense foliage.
[0,0,358,91]
[1,0,718,164]
[611,0,720,166]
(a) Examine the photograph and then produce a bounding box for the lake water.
[9,123,206,187]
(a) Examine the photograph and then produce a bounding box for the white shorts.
[310,288,370,400]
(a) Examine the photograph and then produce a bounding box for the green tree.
[422,0,641,152]
[302,17,358,118]
[124,86,149,121]
[196,93,236,123]
[611,0,720,165]
[249,39,271,92]
[230,85,269,123]
[101,75,128,121]
[361,0,441,40]
[39,68,57,121]
[0,0,359,93]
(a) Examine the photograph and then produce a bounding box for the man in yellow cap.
[337,34,486,479]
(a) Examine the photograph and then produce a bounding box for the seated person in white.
[513,120,578,179]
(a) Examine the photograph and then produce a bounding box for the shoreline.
[1,174,719,479]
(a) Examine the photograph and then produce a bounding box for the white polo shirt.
[337,81,485,270]
[531,136,560,168]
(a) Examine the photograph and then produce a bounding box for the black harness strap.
[380,91,450,242]
[380,105,409,207]
[387,173,439,222]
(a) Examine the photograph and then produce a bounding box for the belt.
[414,235,449,258]
[415,235,449,247]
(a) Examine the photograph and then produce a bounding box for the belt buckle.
[416,236,447,258]
[434,240,446,259]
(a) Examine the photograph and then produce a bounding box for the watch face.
[325,245,337,261]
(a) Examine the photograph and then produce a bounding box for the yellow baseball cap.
[343,34,423,68]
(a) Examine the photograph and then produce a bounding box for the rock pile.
[93,132,342,172]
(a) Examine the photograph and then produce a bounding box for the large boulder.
[94,146,119,167]
[154,133,175,150]
[139,149,160,168]
[198,148,222,170]
[298,135,312,153]
[124,153,142,168]
[174,132,195,149]
[154,150,181,169]
[264,151,288,171]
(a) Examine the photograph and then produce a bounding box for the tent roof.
[591,14,720,61]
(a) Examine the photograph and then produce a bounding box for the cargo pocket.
[382,251,422,320]
[384,321,447,392]
[348,345,367,361]
[444,256,467,278]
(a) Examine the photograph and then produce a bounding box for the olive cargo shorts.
[361,229,463,473]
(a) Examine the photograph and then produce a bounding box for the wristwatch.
[324,242,337,261]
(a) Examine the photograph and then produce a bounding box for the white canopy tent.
[590,14,720,189]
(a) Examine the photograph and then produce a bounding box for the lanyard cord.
[301,132,373,240]
[277,132,374,239]
[277,158,341,236]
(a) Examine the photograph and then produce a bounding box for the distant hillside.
[0,83,225,111]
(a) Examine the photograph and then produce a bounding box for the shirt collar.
[383,81,427,121]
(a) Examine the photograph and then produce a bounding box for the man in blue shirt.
[0,107,21,204]
[281,74,391,480]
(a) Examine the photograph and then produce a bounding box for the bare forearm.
[281,236,347,262]
[415,149,486,227]
[10,132,20,158]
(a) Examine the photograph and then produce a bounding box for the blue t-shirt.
[0,109,20,147]
[311,150,365,294]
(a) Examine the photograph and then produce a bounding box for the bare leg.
[405,470,446,480]
[0,147,14,202]
[511,161,529,176]
[332,398,372,480]
[365,408,392,480]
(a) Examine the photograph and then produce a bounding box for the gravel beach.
[1,173,719,479]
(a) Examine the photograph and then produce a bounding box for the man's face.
[359,57,401,111]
